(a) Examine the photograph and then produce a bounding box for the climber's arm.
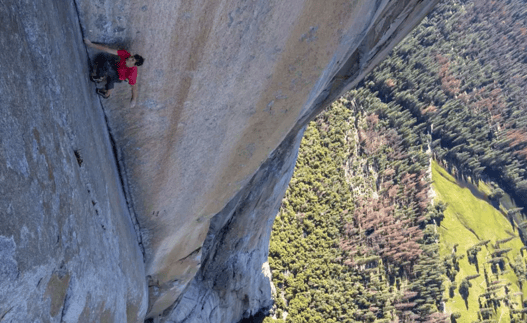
[84,38,118,56]
[130,83,138,107]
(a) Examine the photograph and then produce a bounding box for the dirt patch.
[44,272,70,317]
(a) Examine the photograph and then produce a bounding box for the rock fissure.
[107,125,146,258]
[72,0,146,260]
[179,247,202,262]
[58,278,72,323]
[0,307,14,321]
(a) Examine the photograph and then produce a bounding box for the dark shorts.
[93,54,122,90]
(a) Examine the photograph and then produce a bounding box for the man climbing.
[84,38,144,107]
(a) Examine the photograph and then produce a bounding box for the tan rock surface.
[76,0,439,319]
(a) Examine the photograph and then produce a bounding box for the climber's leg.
[90,54,109,82]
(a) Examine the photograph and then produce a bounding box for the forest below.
[264,0,527,322]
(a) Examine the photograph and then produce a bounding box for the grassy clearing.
[432,161,526,323]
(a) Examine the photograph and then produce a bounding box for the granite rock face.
[2,0,437,321]
[162,129,304,323]
[0,0,147,322]
[75,0,438,320]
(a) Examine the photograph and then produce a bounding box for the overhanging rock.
[77,0,440,320]
[75,1,438,318]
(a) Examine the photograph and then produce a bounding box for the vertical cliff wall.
[75,0,438,320]
[1,0,438,322]
[0,0,147,322]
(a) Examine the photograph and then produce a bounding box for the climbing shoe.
[90,75,104,83]
[96,88,110,99]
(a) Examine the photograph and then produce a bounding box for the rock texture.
[0,0,147,322]
[162,129,304,323]
[75,0,438,320]
[1,0,438,321]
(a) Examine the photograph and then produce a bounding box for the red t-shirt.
[116,50,137,85]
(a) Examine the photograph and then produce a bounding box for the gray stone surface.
[0,0,147,322]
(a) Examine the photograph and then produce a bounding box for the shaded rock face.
[0,0,147,322]
[1,0,437,321]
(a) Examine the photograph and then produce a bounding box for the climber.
[84,38,144,107]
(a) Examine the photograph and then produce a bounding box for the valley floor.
[433,161,527,323]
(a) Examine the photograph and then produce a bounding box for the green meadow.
[432,161,527,322]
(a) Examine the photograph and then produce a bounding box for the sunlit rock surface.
[1,0,437,321]
[76,0,438,320]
